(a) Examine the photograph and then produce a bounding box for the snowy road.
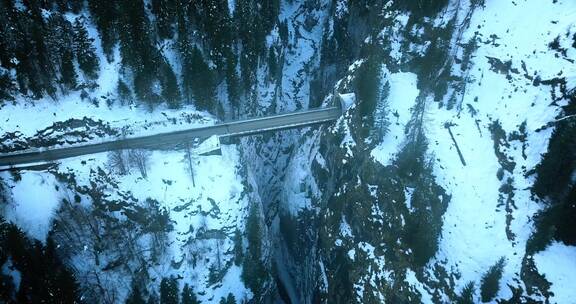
[0,106,342,167]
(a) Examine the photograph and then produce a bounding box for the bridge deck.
[0,106,341,167]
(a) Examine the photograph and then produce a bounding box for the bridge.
[0,106,342,168]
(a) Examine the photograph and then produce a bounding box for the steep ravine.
[244,0,576,303]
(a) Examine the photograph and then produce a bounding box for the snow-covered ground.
[0,8,251,303]
[368,0,576,302]
[534,242,576,304]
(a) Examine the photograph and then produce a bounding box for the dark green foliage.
[529,97,576,252]
[397,93,449,267]
[533,100,576,201]
[233,228,243,266]
[241,203,270,300]
[182,47,216,111]
[234,0,280,90]
[397,0,450,17]
[117,79,133,105]
[409,17,456,101]
[0,69,15,101]
[371,80,390,142]
[480,257,506,302]
[160,62,182,109]
[152,0,177,40]
[87,0,118,60]
[60,49,77,90]
[456,281,475,304]
[267,46,278,80]
[219,293,236,304]
[354,54,382,117]
[401,157,449,267]
[142,198,173,234]
[73,18,99,79]
[0,0,59,99]
[126,284,147,304]
[160,277,179,304]
[225,51,241,115]
[181,283,199,304]
[0,217,80,303]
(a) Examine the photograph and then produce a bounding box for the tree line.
[0,0,281,116]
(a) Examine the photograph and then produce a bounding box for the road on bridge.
[0,106,342,167]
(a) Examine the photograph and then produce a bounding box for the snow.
[0,12,250,301]
[405,269,433,304]
[371,71,419,165]
[339,216,352,238]
[48,143,251,302]
[338,93,355,111]
[534,242,576,304]
[194,135,221,155]
[347,249,356,261]
[427,0,576,298]
[2,172,61,243]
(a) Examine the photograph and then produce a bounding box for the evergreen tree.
[267,46,278,80]
[126,281,146,304]
[371,80,390,142]
[354,54,382,117]
[0,70,15,101]
[0,219,80,302]
[181,283,199,304]
[456,281,475,304]
[160,61,182,109]
[241,203,269,300]
[233,228,243,266]
[184,47,215,111]
[117,79,133,105]
[87,0,118,59]
[151,0,177,40]
[160,276,179,304]
[480,257,506,302]
[60,49,77,91]
[225,51,241,116]
[73,18,99,79]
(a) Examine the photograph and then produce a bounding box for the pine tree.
[0,69,15,101]
[151,0,176,40]
[160,61,182,109]
[354,54,382,117]
[267,46,277,80]
[241,203,269,300]
[233,228,243,266]
[60,49,77,91]
[160,277,179,304]
[126,285,146,304]
[73,18,99,79]
[480,257,506,302]
[87,0,118,59]
[456,281,475,304]
[371,80,390,142]
[117,79,133,105]
[184,46,215,111]
[226,293,236,304]
[181,283,199,304]
[225,51,241,116]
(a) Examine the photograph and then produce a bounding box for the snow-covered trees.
[182,47,216,111]
[181,283,200,304]
[73,18,99,79]
[456,281,475,304]
[160,277,179,304]
[128,149,151,178]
